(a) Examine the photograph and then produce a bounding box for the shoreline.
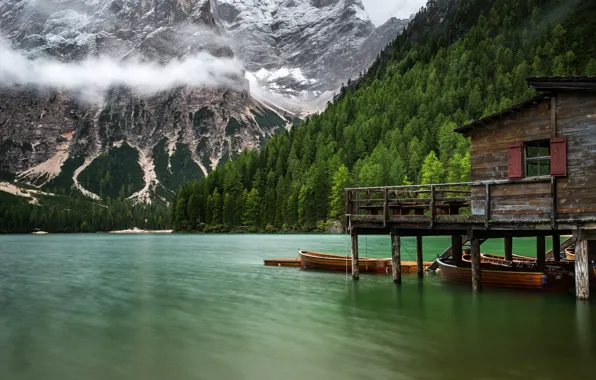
[108,228,173,234]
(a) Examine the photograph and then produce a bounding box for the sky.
[362,0,428,25]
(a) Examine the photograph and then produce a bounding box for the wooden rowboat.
[463,253,574,271]
[437,258,573,291]
[298,250,431,273]
[565,248,575,260]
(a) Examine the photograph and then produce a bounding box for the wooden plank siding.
[467,101,552,217]
[555,91,596,214]
[471,182,551,217]
[468,102,551,181]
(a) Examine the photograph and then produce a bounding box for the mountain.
[217,0,411,111]
[0,0,409,208]
[171,0,596,232]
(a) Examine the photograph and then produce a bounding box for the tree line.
[0,192,170,234]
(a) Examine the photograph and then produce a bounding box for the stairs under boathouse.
[344,77,596,300]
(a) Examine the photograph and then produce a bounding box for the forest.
[0,190,170,234]
[171,0,596,232]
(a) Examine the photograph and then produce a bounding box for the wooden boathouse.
[345,77,596,300]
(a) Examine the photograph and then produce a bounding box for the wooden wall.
[556,91,596,215]
[467,101,552,216]
[468,101,551,181]
[471,182,551,218]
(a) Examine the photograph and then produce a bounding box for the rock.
[0,0,410,203]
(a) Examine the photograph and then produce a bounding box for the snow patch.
[253,67,316,85]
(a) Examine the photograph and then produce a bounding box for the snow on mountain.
[0,0,410,202]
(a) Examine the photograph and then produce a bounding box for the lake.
[0,234,594,380]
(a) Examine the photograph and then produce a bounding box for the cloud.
[362,0,427,25]
[0,34,245,103]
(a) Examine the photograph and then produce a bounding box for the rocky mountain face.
[0,0,409,203]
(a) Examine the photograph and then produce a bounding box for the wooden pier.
[345,77,596,299]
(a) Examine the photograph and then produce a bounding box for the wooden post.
[470,237,482,292]
[575,236,589,300]
[351,232,359,280]
[552,234,561,262]
[484,183,491,229]
[551,176,557,230]
[452,235,463,267]
[429,185,435,228]
[416,236,424,277]
[383,188,388,228]
[504,236,513,261]
[345,190,350,232]
[537,235,546,272]
[391,230,401,284]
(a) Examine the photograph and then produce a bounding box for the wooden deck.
[264,258,301,267]
[345,181,596,236]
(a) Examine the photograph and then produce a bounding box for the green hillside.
[171,0,596,232]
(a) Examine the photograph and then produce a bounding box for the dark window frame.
[524,140,550,177]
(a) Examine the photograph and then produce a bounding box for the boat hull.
[298,250,430,273]
[437,258,573,291]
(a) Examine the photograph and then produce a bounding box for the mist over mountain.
[0,0,409,205]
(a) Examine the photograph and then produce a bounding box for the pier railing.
[345,177,563,229]
[345,182,473,227]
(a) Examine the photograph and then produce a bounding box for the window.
[525,140,550,177]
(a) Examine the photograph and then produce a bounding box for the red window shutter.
[550,136,567,176]
[508,142,523,179]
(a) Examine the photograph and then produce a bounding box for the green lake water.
[0,234,594,380]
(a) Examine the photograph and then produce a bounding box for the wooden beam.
[351,232,359,280]
[429,185,435,228]
[551,176,557,230]
[574,236,589,300]
[484,183,491,229]
[383,188,389,228]
[552,234,561,262]
[470,237,482,292]
[391,230,401,284]
[551,96,557,137]
[537,235,546,272]
[504,236,513,261]
[452,235,463,267]
[416,236,424,277]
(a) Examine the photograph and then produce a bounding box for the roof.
[527,76,596,90]
[454,93,551,134]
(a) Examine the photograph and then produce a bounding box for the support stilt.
[552,234,561,262]
[537,235,546,272]
[351,232,359,280]
[391,230,401,284]
[452,235,463,267]
[575,236,589,300]
[504,236,513,261]
[470,237,482,292]
[416,236,423,277]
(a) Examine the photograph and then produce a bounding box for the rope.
[400,237,417,261]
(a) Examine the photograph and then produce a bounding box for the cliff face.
[0,0,409,202]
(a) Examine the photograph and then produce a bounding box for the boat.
[565,248,575,260]
[298,250,431,273]
[436,257,573,291]
[264,258,301,268]
[463,253,574,271]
